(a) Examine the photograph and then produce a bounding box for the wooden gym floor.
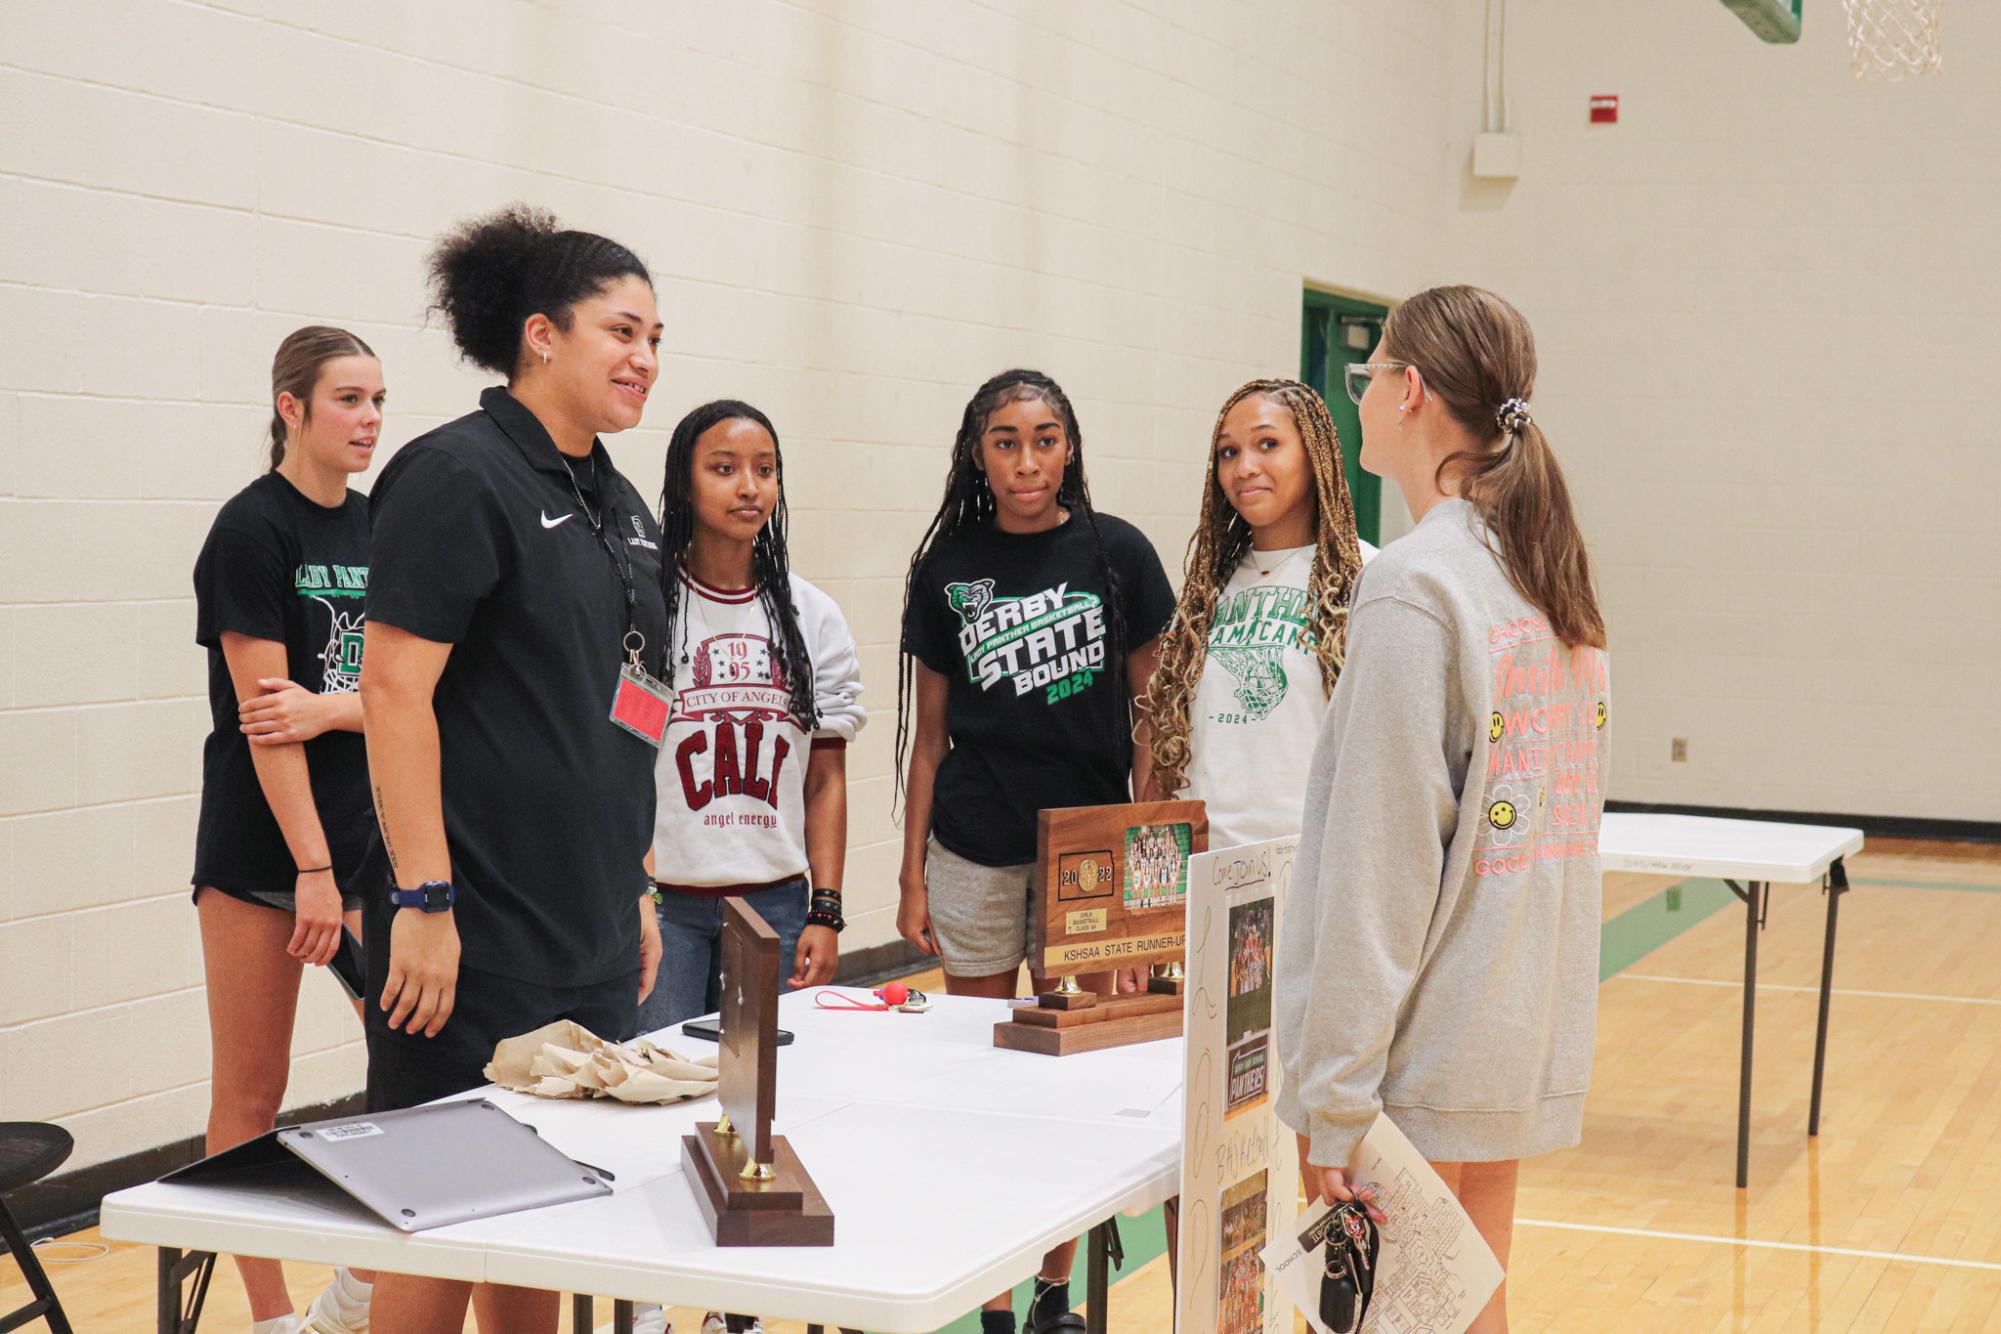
[8,838,1998,1332]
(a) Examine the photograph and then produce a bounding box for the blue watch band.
[391,880,455,913]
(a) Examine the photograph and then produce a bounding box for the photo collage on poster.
[1219,1170,1270,1334]
[1226,898,1275,1116]
[1124,820,1193,911]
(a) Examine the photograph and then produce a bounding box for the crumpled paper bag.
[484,1020,719,1104]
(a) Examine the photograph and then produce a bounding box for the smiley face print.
[1490,711,1505,743]
[1488,799,1518,831]
[1594,700,1608,730]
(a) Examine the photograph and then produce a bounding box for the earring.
[541,350,550,366]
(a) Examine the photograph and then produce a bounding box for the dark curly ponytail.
[427,204,651,376]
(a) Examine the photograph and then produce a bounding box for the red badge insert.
[610,662,671,747]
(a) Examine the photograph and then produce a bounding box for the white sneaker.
[624,1304,670,1334]
[700,1316,762,1334]
[302,1269,370,1334]
[251,1316,305,1334]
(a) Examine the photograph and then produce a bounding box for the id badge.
[609,661,671,748]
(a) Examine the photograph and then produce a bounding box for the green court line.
[930,1205,1170,1333]
[1598,878,1740,982]
[1850,877,2001,894]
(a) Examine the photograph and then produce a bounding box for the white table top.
[99,994,1184,1332]
[1599,812,1863,884]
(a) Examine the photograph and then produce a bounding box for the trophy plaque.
[681,897,834,1245]
[993,798,1206,1056]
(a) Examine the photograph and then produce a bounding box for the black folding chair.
[0,1123,75,1334]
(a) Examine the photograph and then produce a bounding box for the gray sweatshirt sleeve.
[805,590,867,744]
[1276,596,1462,1169]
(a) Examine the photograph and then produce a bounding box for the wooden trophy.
[992,799,1207,1056]
[681,897,834,1246]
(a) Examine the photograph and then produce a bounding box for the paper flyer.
[1261,1113,1503,1334]
[1175,836,1299,1334]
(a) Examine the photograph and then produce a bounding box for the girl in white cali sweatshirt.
[636,400,866,1037]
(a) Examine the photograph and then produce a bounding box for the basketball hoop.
[1841,0,1944,80]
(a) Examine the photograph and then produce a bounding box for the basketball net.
[1842,0,1945,80]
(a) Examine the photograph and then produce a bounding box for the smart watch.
[391,879,455,913]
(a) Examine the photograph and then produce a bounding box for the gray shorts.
[924,836,1036,979]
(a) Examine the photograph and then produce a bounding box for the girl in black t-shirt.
[190,325,384,1334]
[895,368,1175,1334]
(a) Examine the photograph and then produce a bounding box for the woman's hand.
[382,907,461,1037]
[637,894,663,1005]
[242,678,335,745]
[289,868,344,966]
[1297,1133,1388,1224]
[791,924,839,988]
[896,870,938,955]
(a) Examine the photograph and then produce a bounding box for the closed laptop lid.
[277,1098,610,1232]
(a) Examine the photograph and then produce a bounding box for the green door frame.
[1301,288,1389,546]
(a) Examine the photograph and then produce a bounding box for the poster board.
[1175,836,1299,1334]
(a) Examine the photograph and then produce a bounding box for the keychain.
[814,983,932,1013]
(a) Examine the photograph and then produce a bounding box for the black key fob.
[1319,1257,1360,1332]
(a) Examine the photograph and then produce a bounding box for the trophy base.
[993,992,1184,1055]
[682,1122,835,1246]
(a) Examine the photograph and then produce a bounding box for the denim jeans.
[633,877,809,1038]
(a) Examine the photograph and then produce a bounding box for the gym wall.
[0,1,1448,1173]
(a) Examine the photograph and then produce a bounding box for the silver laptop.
[272,1098,611,1232]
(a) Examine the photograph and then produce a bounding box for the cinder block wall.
[1439,0,2001,819]
[0,1,1446,1171]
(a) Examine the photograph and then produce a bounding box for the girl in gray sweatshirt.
[1275,285,1609,1331]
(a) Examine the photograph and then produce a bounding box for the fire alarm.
[1590,95,1619,124]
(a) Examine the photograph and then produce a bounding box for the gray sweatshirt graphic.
[1275,499,1609,1168]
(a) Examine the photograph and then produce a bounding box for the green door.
[1301,289,1388,546]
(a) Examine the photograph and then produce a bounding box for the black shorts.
[192,882,364,913]
[364,961,639,1112]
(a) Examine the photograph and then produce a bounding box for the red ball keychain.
[814,982,932,1013]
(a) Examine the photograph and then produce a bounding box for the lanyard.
[560,453,647,670]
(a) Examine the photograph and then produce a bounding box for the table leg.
[1733,879,1767,1190]
[156,1246,216,1334]
[1810,858,1849,1136]
[1086,1219,1111,1334]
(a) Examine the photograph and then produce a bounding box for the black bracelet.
[296,865,332,875]
[805,906,845,933]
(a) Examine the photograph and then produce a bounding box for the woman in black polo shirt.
[358,206,668,1334]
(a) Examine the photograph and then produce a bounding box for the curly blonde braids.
[1142,378,1365,800]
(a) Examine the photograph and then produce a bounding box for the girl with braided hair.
[628,400,864,1334]
[1139,378,1372,845]
[896,369,1176,1334]
[638,399,864,1027]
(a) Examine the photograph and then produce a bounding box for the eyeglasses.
[1343,361,1410,406]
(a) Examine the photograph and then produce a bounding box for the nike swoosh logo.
[541,511,574,529]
